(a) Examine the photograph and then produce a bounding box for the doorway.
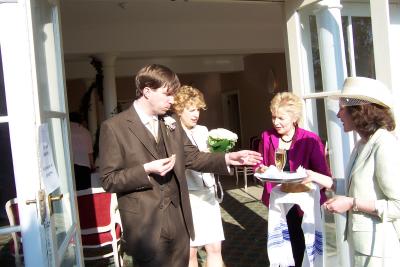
[221,91,242,149]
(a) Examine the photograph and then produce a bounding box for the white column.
[370,1,400,136]
[99,54,118,119]
[314,1,351,266]
[83,78,97,141]
[284,1,319,133]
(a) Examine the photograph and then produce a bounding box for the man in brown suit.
[99,64,261,267]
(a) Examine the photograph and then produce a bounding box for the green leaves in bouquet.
[208,137,235,152]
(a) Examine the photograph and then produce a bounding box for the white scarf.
[267,183,323,267]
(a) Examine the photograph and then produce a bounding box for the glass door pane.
[342,16,375,78]
[47,119,70,245]
[31,0,66,114]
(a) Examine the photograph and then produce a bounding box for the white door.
[0,0,82,266]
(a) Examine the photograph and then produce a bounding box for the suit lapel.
[345,145,359,193]
[125,107,159,159]
[347,129,385,190]
[159,117,174,157]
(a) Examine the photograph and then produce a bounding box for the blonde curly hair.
[270,92,303,125]
[172,85,207,115]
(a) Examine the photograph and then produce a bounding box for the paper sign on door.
[39,123,61,193]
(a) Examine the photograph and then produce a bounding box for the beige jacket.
[346,129,400,257]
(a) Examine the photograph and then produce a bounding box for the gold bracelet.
[352,197,359,212]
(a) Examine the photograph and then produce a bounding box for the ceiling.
[60,0,288,77]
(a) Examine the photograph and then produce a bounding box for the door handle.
[48,194,63,215]
[26,199,37,205]
[49,194,63,201]
[26,190,46,224]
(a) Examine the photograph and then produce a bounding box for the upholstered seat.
[77,187,123,266]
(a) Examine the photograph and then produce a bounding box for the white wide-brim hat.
[330,77,392,108]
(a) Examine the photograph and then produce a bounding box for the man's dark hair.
[135,64,180,98]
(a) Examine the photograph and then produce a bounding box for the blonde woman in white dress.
[173,85,225,267]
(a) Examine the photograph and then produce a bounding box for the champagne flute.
[275,148,286,171]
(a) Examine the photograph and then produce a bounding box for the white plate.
[254,165,307,183]
[254,173,305,183]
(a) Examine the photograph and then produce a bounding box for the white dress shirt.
[133,101,158,139]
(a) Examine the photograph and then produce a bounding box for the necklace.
[280,136,293,143]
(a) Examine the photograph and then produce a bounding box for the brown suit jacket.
[99,107,229,260]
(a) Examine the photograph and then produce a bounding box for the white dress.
[184,125,225,246]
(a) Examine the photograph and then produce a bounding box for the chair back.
[250,135,261,152]
[76,187,123,266]
[77,188,113,233]
[5,198,23,266]
[5,198,19,226]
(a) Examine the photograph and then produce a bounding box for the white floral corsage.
[163,116,176,131]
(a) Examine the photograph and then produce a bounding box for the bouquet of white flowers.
[207,128,238,152]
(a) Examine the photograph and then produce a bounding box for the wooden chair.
[5,198,23,266]
[76,187,123,266]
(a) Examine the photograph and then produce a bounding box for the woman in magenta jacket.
[256,92,331,266]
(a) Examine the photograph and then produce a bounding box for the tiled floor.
[218,177,269,267]
[121,176,269,267]
[124,176,338,267]
[0,175,338,267]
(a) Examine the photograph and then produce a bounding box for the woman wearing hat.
[305,77,400,266]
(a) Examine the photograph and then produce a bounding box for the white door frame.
[0,0,83,266]
[1,1,47,265]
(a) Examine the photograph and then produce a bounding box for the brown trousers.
[135,202,190,267]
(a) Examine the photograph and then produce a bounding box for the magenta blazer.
[257,127,331,207]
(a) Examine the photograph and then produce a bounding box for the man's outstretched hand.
[225,150,262,166]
